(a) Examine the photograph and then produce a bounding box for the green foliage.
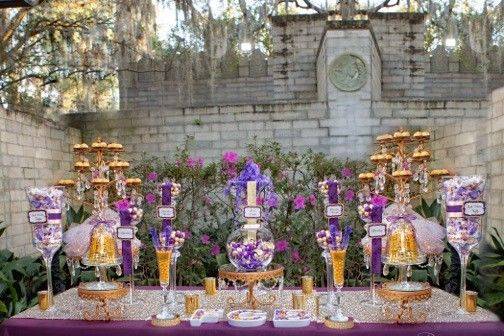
[66,205,91,228]
[414,198,442,224]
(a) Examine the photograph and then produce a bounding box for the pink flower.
[307,194,317,206]
[115,199,130,211]
[291,249,301,263]
[147,172,158,182]
[293,195,305,210]
[267,194,279,208]
[341,167,353,178]
[184,230,192,239]
[256,196,264,206]
[145,193,156,205]
[371,195,388,207]
[223,151,239,164]
[201,234,210,245]
[344,189,355,202]
[303,266,310,273]
[210,244,221,256]
[275,240,289,252]
[186,157,204,168]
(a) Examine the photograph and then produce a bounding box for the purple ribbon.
[119,210,133,276]
[161,182,172,235]
[386,213,416,224]
[446,205,463,213]
[47,212,62,220]
[370,206,383,275]
[327,180,340,244]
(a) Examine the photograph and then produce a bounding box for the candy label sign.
[28,210,47,224]
[463,201,486,217]
[367,224,387,238]
[117,226,135,240]
[325,205,343,218]
[158,206,176,219]
[244,206,261,219]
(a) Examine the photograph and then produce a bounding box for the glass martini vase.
[329,248,348,322]
[155,247,175,319]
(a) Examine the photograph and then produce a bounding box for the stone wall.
[431,86,504,238]
[0,108,81,256]
[69,99,487,162]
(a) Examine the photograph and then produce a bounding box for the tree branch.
[1,8,30,45]
[277,0,325,14]
[373,0,400,12]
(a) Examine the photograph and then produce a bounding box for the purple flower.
[184,230,192,239]
[211,245,221,256]
[293,195,305,210]
[341,167,353,178]
[201,234,211,245]
[115,199,130,211]
[256,196,264,206]
[307,194,317,206]
[371,195,388,207]
[266,194,279,208]
[147,172,158,182]
[275,240,289,252]
[145,192,156,205]
[344,189,355,202]
[291,249,301,263]
[223,151,239,164]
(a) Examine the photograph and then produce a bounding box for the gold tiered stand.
[58,138,142,320]
[218,263,284,309]
[360,129,450,323]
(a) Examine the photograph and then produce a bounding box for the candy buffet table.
[1,287,503,336]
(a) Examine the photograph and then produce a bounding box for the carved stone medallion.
[328,53,368,92]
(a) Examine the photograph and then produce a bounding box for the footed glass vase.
[226,225,275,272]
[155,248,175,319]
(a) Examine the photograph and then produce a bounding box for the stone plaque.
[328,53,368,91]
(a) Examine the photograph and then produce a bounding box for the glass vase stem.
[169,250,180,311]
[323,250,334,310]
[44,256,53,307]
[459,253,469,309]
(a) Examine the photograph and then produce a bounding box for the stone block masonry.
[0,108,81,256]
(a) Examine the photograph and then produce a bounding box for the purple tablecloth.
[1,287,503,336]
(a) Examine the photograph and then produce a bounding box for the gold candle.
[184,293,200,316]
[465,291,477,313]
[38,290,51,311]
[204,277,217,295]
[292,292,306,310]
[301,276,314,295]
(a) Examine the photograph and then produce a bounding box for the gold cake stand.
[77,282,127,321]
[218,263,284,309]
[377,281,432,323]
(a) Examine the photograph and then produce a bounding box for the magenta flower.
[307,194,317,206]
[267,194,279,208]
[210,244,221,256]
[115,199,130,211]
[371,195,388,207]
[147,172,158,182]
[145,192,156,205]
[275,240,289,252]
[223,151,239,164]
[293,195,306,210]
[186,156,204,168]
[344,189,355,202]
[256,196,264,206]
[201,234,210,245]
[341,167,353,178]
[291,249,301,263]
[184,230,192,239]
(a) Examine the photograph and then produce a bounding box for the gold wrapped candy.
[87,224,119,265]
[330,249,346,287]
[386,221,419,264]
[156,249,172,286]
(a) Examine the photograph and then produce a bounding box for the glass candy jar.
[226,224,275,272]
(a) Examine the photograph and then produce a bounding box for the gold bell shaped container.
[81,219,122,291]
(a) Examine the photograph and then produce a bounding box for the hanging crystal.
[115,170,127,197]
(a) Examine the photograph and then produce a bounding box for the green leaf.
[0,301,7,314]
[215,253,227,267]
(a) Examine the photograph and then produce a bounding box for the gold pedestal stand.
[377,282,432,323]
[324,316,355,329]
[77,283,127,321]
[150,315,181,327]
[218,263,284,309]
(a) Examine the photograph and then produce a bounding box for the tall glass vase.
[329,248,348,322]
[155,248,174,319]
[322,250,335,314]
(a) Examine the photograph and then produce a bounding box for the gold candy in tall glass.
[329,248,348,322]
[301,276,314,295]
[155,248,174,319]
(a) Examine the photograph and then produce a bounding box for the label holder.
[463,201,486,217]
[158,206,176,219]
[28,210,47,224]
[243,206,262,219]
[117,226,136,240]
[367,223,387,238]
[325,204,344,218]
